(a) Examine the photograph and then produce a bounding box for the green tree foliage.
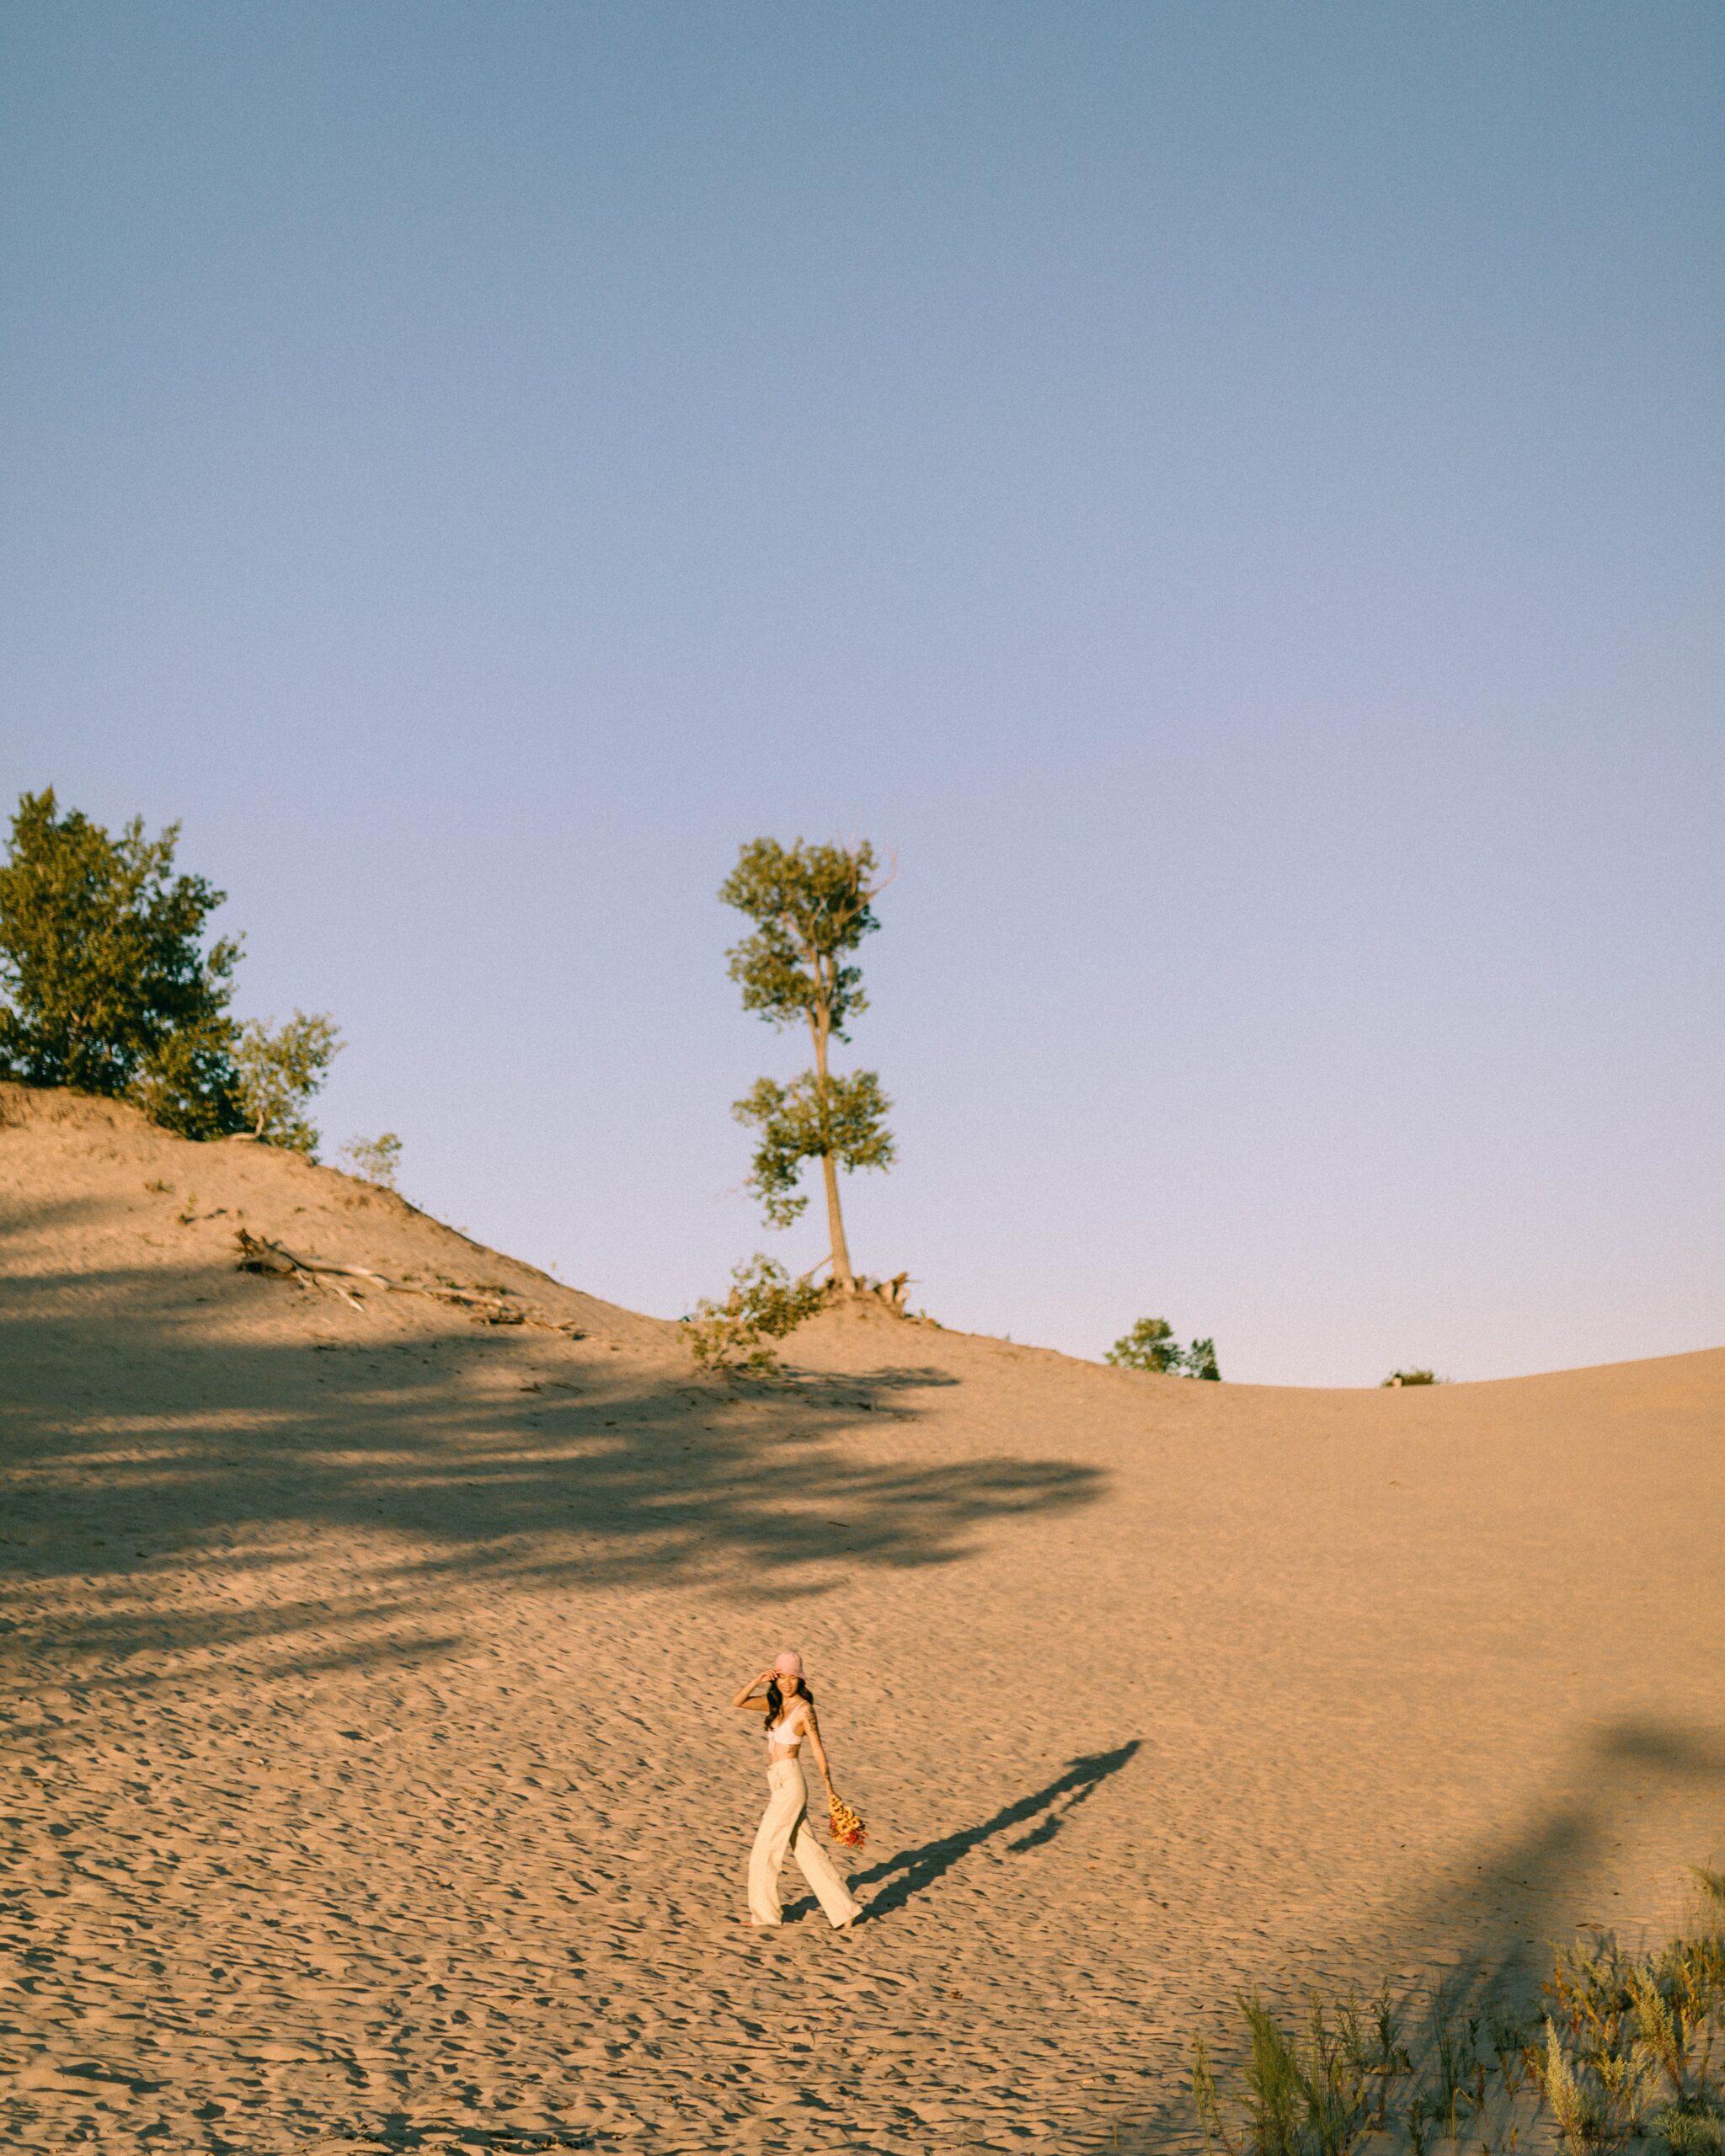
[341,1132,403,1188]
[1381,1368,1441,1387]
[731,1070,894,1230]
[683,1254,829,1373]
[1106,1315,1183,1372]
[0,789,244,1137]
[1107,1315,1222,1380]
[720,837,895,1291]
[232,1011,343,1156]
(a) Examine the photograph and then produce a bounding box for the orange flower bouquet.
[827,1795,867,1850]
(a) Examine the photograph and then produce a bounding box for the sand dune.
[3,1081,1722,2153]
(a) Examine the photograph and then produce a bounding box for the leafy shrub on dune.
[1108,1315,1221,1380]
[234,1011,343,1156]
[682,1254,829,1374]
[0,789,348,1155]
[0,789,245,1137]
[341,1132,403,1189]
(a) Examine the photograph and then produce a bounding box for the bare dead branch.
[233,1230,585,1333]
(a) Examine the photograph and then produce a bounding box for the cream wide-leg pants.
[747,1757,862,1929]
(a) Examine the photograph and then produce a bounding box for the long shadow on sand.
[1100,1711,1725,2153]
[0,1251,1105,1677]
[363,2115,595,2153]
[845,1741,1143,1922]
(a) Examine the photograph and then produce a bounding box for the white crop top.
[766,1708,808,1752]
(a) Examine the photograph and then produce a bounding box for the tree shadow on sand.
[837,1741,1143,1923]
[0,1251,1106,1679]
[1100,1712,1725,2153]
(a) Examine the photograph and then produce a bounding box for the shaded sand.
[3,1082,1722,2153]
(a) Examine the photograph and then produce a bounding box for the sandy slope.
[2,1081,1721,2154]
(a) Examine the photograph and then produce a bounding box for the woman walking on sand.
[732,1652,862,1930]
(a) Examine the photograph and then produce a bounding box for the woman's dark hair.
[764,1677,814,1724]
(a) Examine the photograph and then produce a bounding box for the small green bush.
[234,1011,342,1156]
[682,1254,829,1373]
[341,1132,403,1188]
[1381,1369,1442,1387]
[1109,1316,1182,1372]
[1108,1316,1221,1380]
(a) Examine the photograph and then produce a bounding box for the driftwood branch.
[234,1230,585,1333]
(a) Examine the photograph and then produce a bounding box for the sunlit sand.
[3,1083,1721,2150]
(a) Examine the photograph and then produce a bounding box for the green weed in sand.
[1188,1867,1725,2155]
[681,1252,830,1373]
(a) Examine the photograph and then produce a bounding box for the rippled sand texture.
[3,1083,1722,2153]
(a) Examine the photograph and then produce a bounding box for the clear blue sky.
[3,3,1720,1384]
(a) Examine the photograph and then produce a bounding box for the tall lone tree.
[720,838,895,1293]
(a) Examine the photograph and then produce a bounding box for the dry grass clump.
[1190,1867,1725,2155]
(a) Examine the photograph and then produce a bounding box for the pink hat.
[772,1650,804,1678]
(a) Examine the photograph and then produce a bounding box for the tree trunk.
[820,1150,855,1292]
[809,974,855,1293]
